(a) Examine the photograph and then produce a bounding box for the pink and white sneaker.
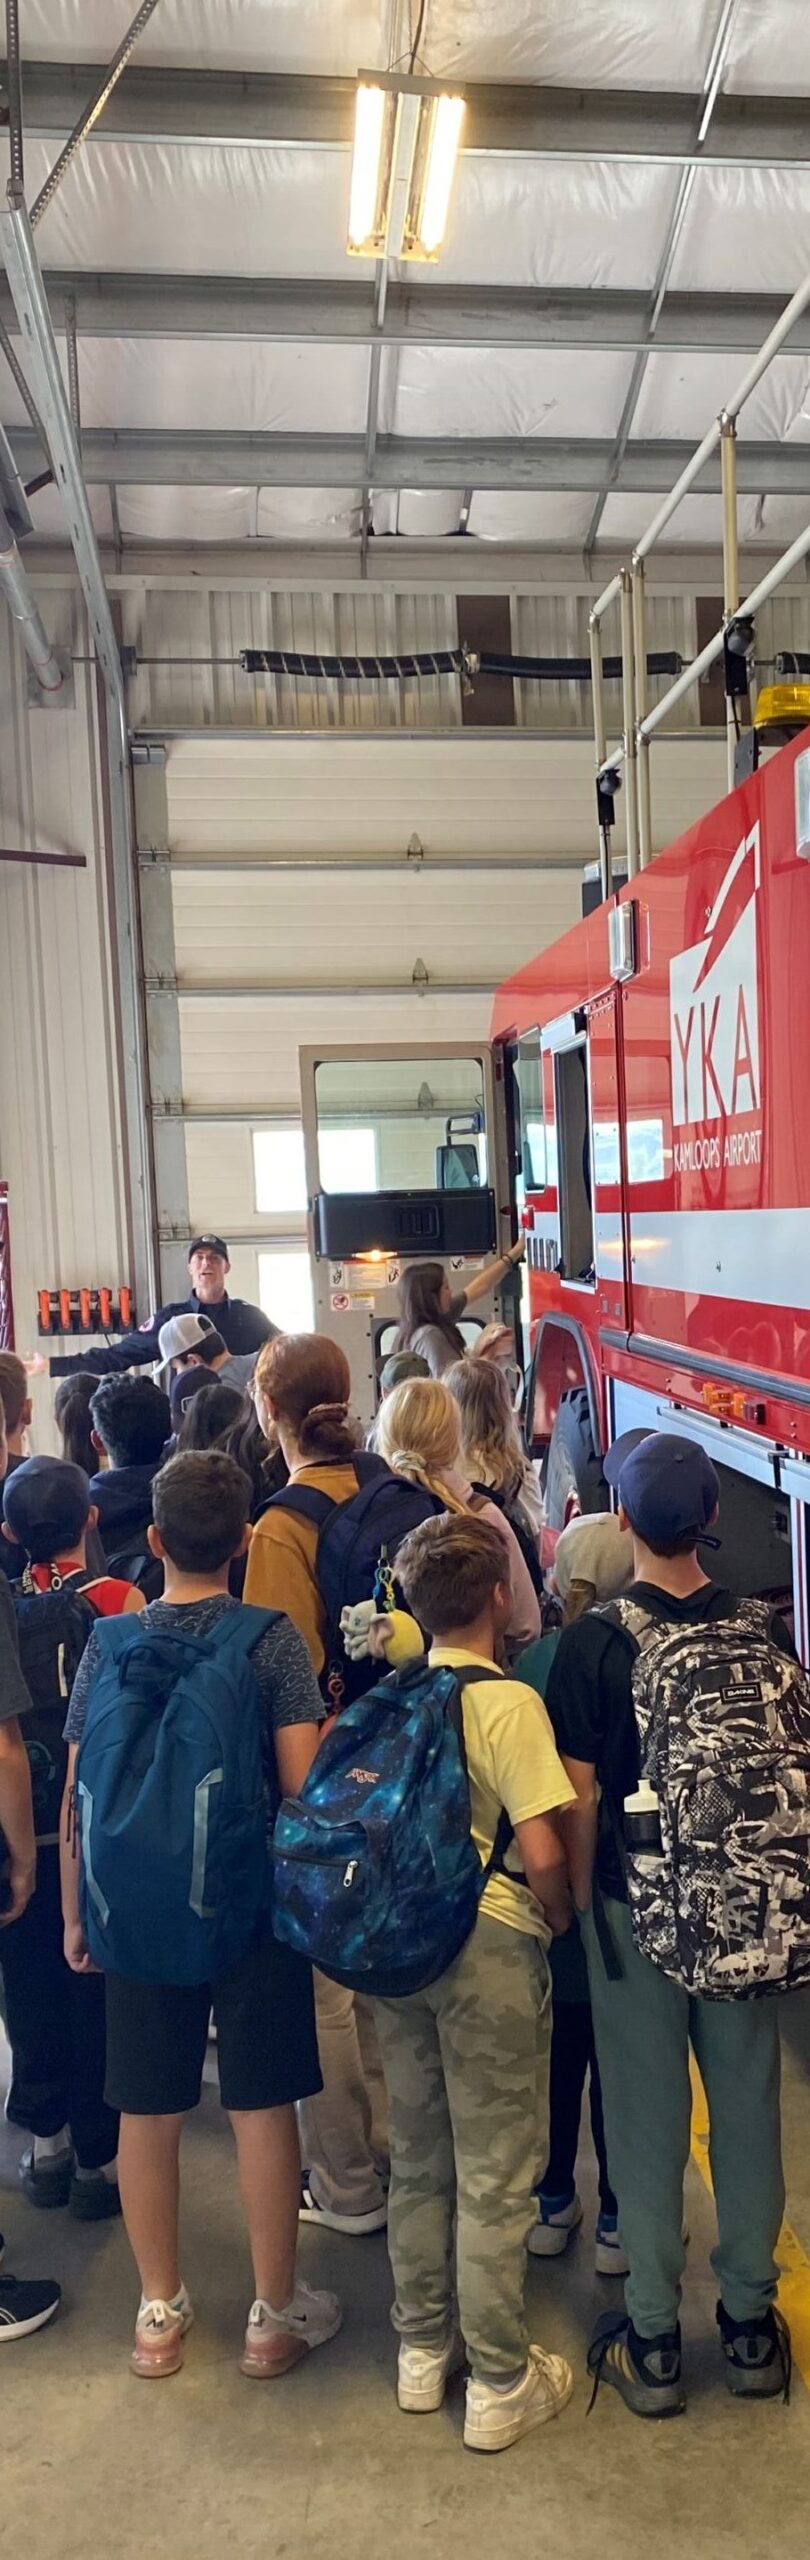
[131,2285,194,2379]
[240,2281,342,2378]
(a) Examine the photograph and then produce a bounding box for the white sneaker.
[464,2346,574,2454]
[398,2333,467,2413]
[131,2284,194,2379]
[527,2191,583,2258]
[299,2182,388,2237]
[240,2280,343,2378]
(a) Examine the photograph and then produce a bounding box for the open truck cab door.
[505,968,631,1528]
[298,1040,521,1432]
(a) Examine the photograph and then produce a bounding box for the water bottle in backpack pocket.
[272,1655,512,1997]
[605,1594,810,1998]
[76,1606,278,1984]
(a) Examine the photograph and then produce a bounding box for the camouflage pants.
[373,1914,551,2381]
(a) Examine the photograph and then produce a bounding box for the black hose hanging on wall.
[239,645,683,686]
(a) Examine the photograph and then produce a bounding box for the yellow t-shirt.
[244,1462,362,1674]
[430,1644,576,1942]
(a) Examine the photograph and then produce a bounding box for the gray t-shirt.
[409,1295,467,1379]
[0,1572,33,1726]
[65,1593,323,1820]
[217,1350,258,1393]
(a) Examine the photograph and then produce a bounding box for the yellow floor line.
[689,2057,810,2394]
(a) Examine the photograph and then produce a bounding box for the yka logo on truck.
[669,824,762,1173]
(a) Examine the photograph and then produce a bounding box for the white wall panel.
[0,590,130,1440]
[170,864,580,988]
[161,729,730,870]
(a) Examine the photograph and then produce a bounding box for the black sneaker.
[69,2171,122,2224]
[19,2147,73,2209]
[587,2312,685,2419]
[717,2302,791,2401]
[0,2275,61,2342]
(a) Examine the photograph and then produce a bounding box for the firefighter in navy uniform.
[49,1237,278,1380]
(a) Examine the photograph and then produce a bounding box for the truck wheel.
[543,1389,609,1531]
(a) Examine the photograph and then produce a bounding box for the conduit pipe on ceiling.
[0,501,62,691]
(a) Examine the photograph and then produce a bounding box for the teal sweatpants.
[581,1897,784,2339]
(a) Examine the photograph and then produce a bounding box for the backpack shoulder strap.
[265,1484,336,1530]
[88,1609,147,1658]
[349,1449,389,1487]
[596,1595,666,1657]
[204,1604,282,1665]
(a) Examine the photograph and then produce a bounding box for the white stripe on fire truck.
[599,1208,810,1311]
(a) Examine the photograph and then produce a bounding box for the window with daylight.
[258,1250,314,1335]
[253,1123,378,1212]
[253,1126,307,1216]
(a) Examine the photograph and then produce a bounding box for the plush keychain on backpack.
[339,1543,397,1671]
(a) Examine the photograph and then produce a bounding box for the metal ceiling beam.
[2,275,806,357]
[8,424,810,496]
[6,61,810,167]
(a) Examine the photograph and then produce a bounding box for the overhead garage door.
[134,727,725,1316]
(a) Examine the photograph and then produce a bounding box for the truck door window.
[514,1029,546,1194]
[313,1056,486,1193]
[554,1041,595,1284]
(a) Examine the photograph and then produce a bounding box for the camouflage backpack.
[607,1595,810,1999]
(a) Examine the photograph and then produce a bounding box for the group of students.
[0,1286,804,2453]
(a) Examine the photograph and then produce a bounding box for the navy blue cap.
[604,1430,720,1546]
[188,1235,229,1262]
[170,1365,218,1427]
[3,1455,91,1562]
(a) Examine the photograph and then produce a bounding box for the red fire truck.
[492,725,810,1659]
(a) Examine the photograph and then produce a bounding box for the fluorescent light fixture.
[402,93,466,261]
[346,74,465,262]
[347,82,398,256]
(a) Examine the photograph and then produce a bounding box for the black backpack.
[266,1451,444,1705]
[11,1585,99,1841]
[104,1539,164,1603]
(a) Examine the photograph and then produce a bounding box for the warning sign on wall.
[330,1291,351,1312]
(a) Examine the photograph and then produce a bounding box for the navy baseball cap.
[604,1430,720,1545]
[188,1235,229,1262]
[170,1365,219,1427]
[3,1455,91,1562]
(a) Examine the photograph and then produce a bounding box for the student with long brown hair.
[245,1333,390,2241]
[393,1245,524,1380]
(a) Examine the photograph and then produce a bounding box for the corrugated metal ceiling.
[2,1,809,553]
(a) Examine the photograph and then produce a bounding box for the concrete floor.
[2,2002,810,2560]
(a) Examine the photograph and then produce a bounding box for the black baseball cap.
[188,1234,229,1262]
[604,1429,720,1546]
[3,1455,91,1562]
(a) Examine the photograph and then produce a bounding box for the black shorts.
[104,1923,321,2117]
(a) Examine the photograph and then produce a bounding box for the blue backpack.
[75,1606,278,1985]
[265,1452,444,1704]
[272,1654,512,1997]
